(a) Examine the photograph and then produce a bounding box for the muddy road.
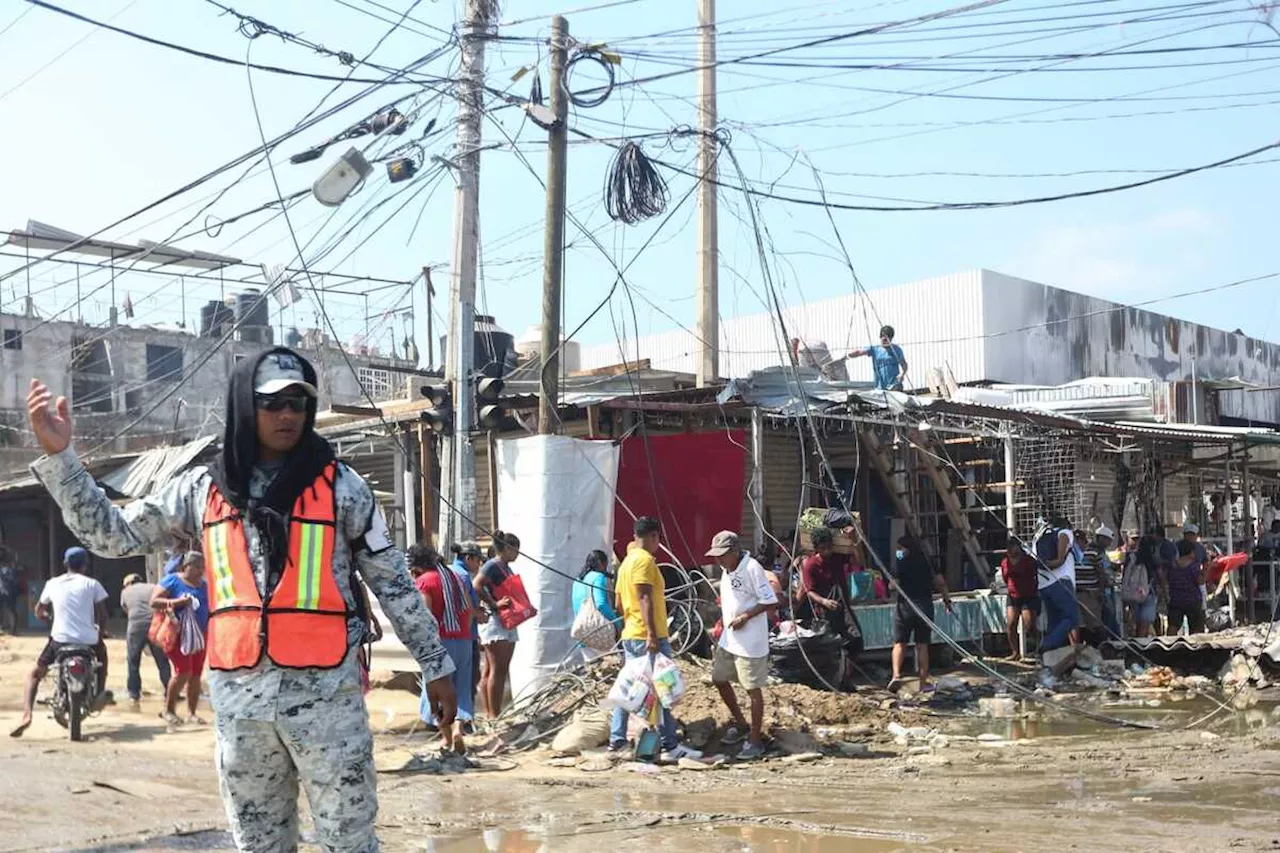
[1,635,1278,852]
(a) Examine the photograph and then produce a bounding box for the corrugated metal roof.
[1103,622,1280,661]
[97,436,218,498]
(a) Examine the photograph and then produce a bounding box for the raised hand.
[26,379,72,456]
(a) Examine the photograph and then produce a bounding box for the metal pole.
[1190,354,1198,424]
[1003,434,1016,537]
[695,0,719,388]
[538,15,569,435]
[439,0,490,545]
[750,406,765,551]
[403,427,418,547]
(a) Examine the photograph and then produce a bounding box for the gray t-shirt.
[120,583,156,633]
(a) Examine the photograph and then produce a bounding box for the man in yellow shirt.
[608,517,701,762]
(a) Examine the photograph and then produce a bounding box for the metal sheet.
[97,436,217,498]
[579,271,986,383]
[853,594,1005,650]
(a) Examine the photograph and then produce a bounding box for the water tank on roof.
[235,290,270,329]
[440,315,516,379]
[285,327,303,348]
[515,325,580,374]
[200,300,235,338]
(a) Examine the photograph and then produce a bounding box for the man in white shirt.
[11,547,109,737]
[707,531,778,760]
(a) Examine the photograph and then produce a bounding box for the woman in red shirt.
[412,544,478,754]
[1000,542,1040,660]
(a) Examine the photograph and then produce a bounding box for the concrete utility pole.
[440,0,491,545]
[538,15,570,435]
[695,0,719,387]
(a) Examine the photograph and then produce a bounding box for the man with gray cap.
[708,531,777,760]
[120,572,170,711]
[24,347,456,851]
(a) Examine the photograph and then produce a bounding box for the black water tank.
[438,315,515,379]
[285,327,303,348]
[199,301,219,338]
[235,289,271,329]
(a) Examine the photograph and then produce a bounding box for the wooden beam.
[569,359,651,377]
[586,405,600,439]
[329,404,384,417]
[418,424,434,546]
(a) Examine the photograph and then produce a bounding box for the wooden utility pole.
[695,0,719,387]
[440,0,491,544]
[538,15,570,434]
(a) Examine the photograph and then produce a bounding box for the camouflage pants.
[214,687,378,852]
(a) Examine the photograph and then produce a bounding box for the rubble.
[1042,646,1078,676]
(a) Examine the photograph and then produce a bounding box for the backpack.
[1034,528,1061,564]
[1121,556,1151,605]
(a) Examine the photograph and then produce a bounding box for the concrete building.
[0,311,417,473]
[579,269,1280,426]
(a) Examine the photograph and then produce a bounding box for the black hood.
[209,347,335,582]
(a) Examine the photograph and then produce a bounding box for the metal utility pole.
[695,0,719,387]
[538,15,570,435]
[440,0,491,545]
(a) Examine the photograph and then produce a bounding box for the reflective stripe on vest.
[202,462,348,672]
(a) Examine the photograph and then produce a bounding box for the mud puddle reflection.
[422,825,906,852]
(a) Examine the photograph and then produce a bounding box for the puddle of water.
[942,693,1255,740]
[422,826,906,853]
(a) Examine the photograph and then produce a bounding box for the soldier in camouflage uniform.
[26,348,456,853]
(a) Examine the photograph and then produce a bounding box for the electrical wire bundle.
[603,141,669,225]
[563,45,616,109]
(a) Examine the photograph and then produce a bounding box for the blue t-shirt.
[572,570,620,626]
[867,344,905,390]
[160,573,209,632]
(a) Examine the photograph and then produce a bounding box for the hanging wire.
[563,45,616,108]
[603,141,669,224]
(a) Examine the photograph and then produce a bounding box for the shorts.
[711,645,769,691]
[38,638,106,669]
[892,599,932,645]
[478,617,518,646]
[1130,590,1158,625]
[1008,596,1041,616]
[167,648,207,677]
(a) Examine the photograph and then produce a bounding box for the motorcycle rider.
[10,546,109,737]
[23,348,457,851]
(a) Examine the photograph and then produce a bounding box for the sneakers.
[606,742,630,758]
[660,744,703,763]
[737,741,766,761]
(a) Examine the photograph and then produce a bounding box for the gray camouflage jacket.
[32,448,453,722]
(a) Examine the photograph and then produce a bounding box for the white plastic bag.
[605,655,655,717]
[571,594,617,653]
[650,653,686,710]
[178,600,205,656]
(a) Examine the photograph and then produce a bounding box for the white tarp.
[496,434,620,703]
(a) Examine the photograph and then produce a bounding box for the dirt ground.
[2,633,1278,853]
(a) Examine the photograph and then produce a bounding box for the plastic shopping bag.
[178,601,205,655]
[650,653,686,710]
[605,655,656,718]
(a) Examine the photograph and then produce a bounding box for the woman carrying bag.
[572,550,621,657]
[473,531,533,719]
[150,551,209,727]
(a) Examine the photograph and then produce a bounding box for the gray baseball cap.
[254,352,317,398]
[705,530,740,557]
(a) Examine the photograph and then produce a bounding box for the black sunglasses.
[255,394,308,413]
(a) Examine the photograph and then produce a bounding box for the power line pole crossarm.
[440,0,492,545]
[538,15,570,435]
[695,0,719,388]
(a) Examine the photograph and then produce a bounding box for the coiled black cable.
[604,141,669,225]
[563,46,615,109]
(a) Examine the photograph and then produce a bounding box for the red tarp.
[612,430,747,566]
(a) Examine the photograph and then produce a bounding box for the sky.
[1,0,1279,376]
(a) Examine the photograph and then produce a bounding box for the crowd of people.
[999,517,1235,661]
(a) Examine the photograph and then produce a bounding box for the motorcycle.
[50,645,101,742]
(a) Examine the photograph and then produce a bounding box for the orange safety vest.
[202,462,349,671]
